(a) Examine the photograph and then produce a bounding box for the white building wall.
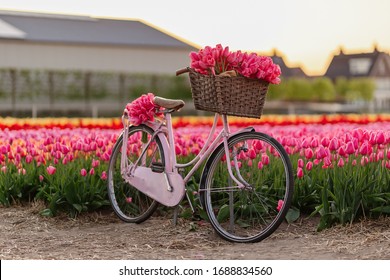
[0,40,191,74]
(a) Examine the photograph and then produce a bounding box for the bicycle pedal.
[151,162,164,173]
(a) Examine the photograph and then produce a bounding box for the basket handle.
[176,67,190,76]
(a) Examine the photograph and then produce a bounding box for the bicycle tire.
[107,125,164,223]
[200,131,294,243]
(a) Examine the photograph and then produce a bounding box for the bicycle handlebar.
[176,67,190,76]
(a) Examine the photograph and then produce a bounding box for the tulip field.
[0,114,389,229]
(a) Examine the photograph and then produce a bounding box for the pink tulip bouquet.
[190,44,281,84]
[125,93,162,126]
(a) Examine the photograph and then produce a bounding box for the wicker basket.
[188,68,269,118]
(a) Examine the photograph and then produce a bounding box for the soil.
[1,203,390,260]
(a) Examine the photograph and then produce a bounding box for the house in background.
[270,51,307,79]
[325,46,390,111]
[0,10,197,74]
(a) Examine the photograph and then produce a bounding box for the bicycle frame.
[120,111,254,207]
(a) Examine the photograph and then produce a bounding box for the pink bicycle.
[107,68,294,243]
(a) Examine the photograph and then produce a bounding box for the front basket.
[188,69,269,118]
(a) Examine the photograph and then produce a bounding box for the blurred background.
[0,0,389,117]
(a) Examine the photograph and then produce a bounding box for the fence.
[0,68,192,117]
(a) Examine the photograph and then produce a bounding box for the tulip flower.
[101,171,107,180]
[46,165,56,175]
[276,200,284,212]
[297,167,304,178]
[305,161,313,171]
[337,158,345,167]
[80,168,87,176]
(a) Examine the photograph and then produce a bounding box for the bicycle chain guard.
[123,167,186,207]
[120,111,185,207]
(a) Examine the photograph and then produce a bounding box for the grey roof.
[271,55,307,78]
[0,10,196,49]
[325,50,381,79]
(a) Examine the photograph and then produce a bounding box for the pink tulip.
[100,171,107,180]
[345,142,355,155]
[337,158,345,167]
[175,144,182,156]
[96,138,104,148]
[1,166,7,173]
[46,165,56,175]
[262,154,270,165]
[253,140,263,152]
[276,200,284,212]
[376,131,385,145]
[323,157,332,167]
[257,161,264,170]
[0,145,7,154]
[92,159,100,168]
[248,148,256,160]
[304,148,314,159]
[321,137,330,147]
[18,168,26,175]
[297,167,304,178]
[329,137,339,151]
[359,142,369,155]
[61,145,70,155]
[338,146,346,157]
[316,145,327,159]
[305,161,313,171]
[301,138,310,149]
[25,154,33,164]
[125,197,133,204]
[80,168,87,176]
[360,156,369,166]
[39,175,44,182]
[311,138,319,148]
[89,168,95,175]
[191,147,200,155]
[298,158,304,168]
[101,152,110,162]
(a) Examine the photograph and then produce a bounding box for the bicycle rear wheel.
[200,131,293,243]
[107,125,164,223]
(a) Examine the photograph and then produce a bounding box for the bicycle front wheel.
[200,131,294,243]
[107,125,164,223]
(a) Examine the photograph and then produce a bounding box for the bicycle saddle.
[153,96,185,111]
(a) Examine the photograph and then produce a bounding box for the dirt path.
[1,203,389,260]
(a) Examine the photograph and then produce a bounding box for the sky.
[1,0,390,75]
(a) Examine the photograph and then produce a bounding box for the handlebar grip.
[176,67,190,76]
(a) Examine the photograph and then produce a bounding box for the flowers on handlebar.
[125,93,162,126]
[189,44,281,84]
